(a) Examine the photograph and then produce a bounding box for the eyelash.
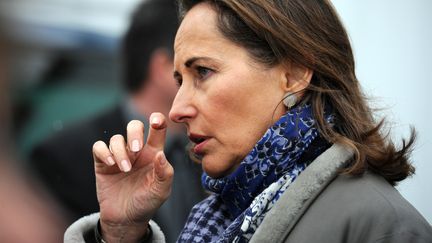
[195,66,214,80]
[175,66,214,87]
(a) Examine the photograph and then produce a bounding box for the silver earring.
[283,92,297,108]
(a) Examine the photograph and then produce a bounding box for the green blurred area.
[13,51,124,158]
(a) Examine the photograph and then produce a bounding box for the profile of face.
[170,3,307,178]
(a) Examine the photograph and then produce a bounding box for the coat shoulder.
[287,172,432,242]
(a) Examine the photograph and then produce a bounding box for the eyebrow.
[184,56,213,67]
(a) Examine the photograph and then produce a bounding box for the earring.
[283,92,297,108]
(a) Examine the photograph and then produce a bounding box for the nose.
[169,86,197,124]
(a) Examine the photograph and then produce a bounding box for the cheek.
[206,81,262,155]
[204,81,248,132]
[208,72,255,113]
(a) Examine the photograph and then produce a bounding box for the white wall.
[332,0,432,223]
[0,0,141,37]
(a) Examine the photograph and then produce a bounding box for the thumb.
[153,151,174,199]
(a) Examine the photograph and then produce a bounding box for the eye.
[173,71,182,87]
[196,66,214,80]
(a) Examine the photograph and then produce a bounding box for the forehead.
[174,3,237,65]
[174,3,218,48]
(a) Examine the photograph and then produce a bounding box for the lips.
[188,133,210,155]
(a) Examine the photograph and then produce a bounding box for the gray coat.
[251,144,432,243]
[65,144,432,242]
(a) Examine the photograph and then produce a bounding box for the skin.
[93,2,312,241]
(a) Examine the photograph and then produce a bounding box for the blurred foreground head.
[0,23,67,243]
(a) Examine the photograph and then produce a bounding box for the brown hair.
[177,0,415,185]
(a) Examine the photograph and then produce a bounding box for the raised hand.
[92,113,174,242]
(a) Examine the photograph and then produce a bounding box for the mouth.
[188,133,211,155]
[188,133,209,144]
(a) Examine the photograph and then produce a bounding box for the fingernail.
[107,156,115,166]
[151,116,160,125]
[121,160,131,172]
[131,139,140,152]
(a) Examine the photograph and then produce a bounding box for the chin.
[201,156,238,179]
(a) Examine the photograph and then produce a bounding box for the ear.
[280,63,313,93]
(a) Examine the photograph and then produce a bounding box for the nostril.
[175,115,189,123]
[169,109,186,123]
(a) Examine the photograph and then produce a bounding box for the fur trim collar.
[250,143,354,243]
[64,213,99,243]
[64,213,165,242]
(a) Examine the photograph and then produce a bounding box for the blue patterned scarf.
[177,104,332,242]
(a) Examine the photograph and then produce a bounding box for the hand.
[92,113,174,242]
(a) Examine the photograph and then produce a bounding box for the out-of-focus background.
[0,0,142,242]
[0,0,430,241]
[332,0,432,223]
[0,0,141,156]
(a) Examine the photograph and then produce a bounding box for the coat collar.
[250,143,354,243]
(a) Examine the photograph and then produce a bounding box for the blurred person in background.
[0,21,67,243]
[29,0,205,242]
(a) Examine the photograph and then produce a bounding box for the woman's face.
[169,3,287,178]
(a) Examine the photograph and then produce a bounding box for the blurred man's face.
[150,49,178,105]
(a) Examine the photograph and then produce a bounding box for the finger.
[110,134,132,172]
[146,113,167,150]
[127,120,145,153]
[153,151,174,200]
[93,140,116,166]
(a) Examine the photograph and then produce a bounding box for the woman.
[65,0,432,242]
